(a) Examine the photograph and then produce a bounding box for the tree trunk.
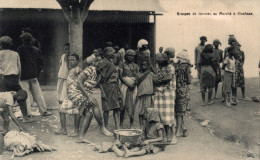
[69,20,83,62]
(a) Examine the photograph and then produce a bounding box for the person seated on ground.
[67,54,113,143]
[0,90,27,134]
[111,108,165,158]
[56,54,82,136]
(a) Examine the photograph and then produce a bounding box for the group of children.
[54,40,193,157]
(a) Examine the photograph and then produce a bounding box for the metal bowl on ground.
[114,129,143,144]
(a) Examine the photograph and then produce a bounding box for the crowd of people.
[194,35,247,107]
[0,28,248,157]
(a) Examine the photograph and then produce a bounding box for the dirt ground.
[0,78,259,160]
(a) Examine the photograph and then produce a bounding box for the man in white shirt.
[0,36,33,123]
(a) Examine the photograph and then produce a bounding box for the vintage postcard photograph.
[0,0,259,160]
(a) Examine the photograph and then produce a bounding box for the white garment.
[58,54,69,79]
[0,92,14,107]
[0,50,21,75]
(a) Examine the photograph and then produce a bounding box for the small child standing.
[56,54,82,136]
[222,47,236,106]
[175,51,192,137]
[0,90,27,134]
[135,59,155,129]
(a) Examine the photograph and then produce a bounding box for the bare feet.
[112,145,125,157]
[123,145,131,158]
[100,126,113,137]
[68,132,79,137]
[182,129,188,137]
[114,139,121,146]
[208,100,214,105]
[21,117,34,123]
[170,136,177,144]
[176,131,182,137]
[76,138,91,144]
[225,102,231,107]
[43,111,52,116]
[55,129,67,135]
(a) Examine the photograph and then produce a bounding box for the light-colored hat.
[176,50,190,64]
[137,39,148,48]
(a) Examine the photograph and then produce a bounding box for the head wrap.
[145,108,160,122]
[176,50,190,64]
[104,47,115,58]
[164,47,175,58]
[203,44,214,54]
[137,39,148,49]
[156,52,168,62]
[125,49,135,56]
[213,39,221,45]
[200,36,207,41]
[0,36,13,45]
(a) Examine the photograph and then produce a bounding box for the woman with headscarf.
[233,43,247,101]
[153,52,177,144]
[119,49,139,128]
[175,50,192,137]
[97,47,122,131]
[199,44,217,106]
[135,39,154,72]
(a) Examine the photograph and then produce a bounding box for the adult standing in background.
[18,33,52,116]
[57,43,70,107]
[199,44,217,106]
[234,43,247,100]
[22,27,41,51]
[194,36,207,79]
[0,36,33,123]
[135,39,154,72]
[212,39,223,99]
[158,47,164,54]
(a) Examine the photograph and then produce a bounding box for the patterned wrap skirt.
[235,62,245,88]
[175,85,190,116]
[67,87,96,117]
[154,87,176,125]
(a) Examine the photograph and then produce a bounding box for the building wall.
[0,9,155,85]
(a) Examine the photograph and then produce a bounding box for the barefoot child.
[222,47,236,106]
[0,90,27,133]
[135,59,154,129]
[175,51,192,137]
[112,108,165,158]
[119,49,139,129]
[56,54,81,136]
[153,53,177,144]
